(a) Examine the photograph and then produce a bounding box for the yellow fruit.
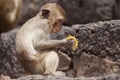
[66,35,78,51]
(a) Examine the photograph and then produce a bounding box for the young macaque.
[16,3,74,76]
[0,0,22,33]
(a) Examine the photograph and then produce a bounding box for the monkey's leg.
[44,51,66,76]
[44,51,58,74]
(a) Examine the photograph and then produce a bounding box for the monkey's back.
[15,15,51,59]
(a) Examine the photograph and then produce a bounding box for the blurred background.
[19,0,120,25]
[0,0,120,33]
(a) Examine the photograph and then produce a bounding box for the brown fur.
[0,0,22,32]
[16,3,72,76]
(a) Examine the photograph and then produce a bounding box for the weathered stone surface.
[57,51,71,71]
[54,20,120,77]
[1,73,120,80]
[15,73,120,80]
[0,20,120,79]
[0,29,25,78]
[73,53,120,77]
[73,53,104,77]
[16,73,120,80]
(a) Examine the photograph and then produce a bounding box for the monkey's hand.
[66,35,78,51]
[36,36,78,50]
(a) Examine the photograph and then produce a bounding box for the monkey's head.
[40,3,65,33]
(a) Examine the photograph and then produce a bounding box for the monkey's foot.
[53,71,66,77]
[46,71,66,77]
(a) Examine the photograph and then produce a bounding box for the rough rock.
[0,20,120,79]
[1,73,120,80]
[0,29,25,78]
[61,20,120,77]
[73,53,119,77]
[16,73,120,80]
[57,51,71,71]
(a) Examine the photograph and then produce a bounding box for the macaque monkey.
[16,3,74,76]
[0,0,22,33]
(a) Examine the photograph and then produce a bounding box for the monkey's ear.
[42,9,50,18]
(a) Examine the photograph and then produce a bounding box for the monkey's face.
[49,8,65,33]
[51,19,64,33]
[41,3,65,33]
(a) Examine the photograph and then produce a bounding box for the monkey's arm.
[36,39,71,50]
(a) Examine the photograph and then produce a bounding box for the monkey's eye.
[58,19,64,23]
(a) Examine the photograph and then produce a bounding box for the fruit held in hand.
[66,35,78,51]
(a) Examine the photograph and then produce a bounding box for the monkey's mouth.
[52,25,62,33]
